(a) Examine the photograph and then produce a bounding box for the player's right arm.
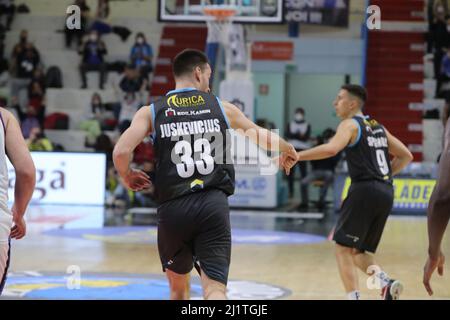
[384,129,414,176]
[3,109,36,240]
[113,106,152,191]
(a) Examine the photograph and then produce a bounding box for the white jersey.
[0,113,12,243]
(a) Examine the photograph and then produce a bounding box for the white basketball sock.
[347,290,360,300]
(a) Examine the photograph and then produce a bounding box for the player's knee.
[335,243,353,257]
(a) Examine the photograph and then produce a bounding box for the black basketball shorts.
[333,180,394,253]
[157,188,231,285]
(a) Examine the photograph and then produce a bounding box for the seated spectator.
[30,67,46,91]
[10,29,31,65]
[27,126,53,151]
[27,80,45,126]
[20,106,40,139]
[65,0,90,49]
[90,0,131,42]
[300,128,341,210]
[118,92,141,126]
[119,64,146,94]
[11,33,41,108]
[0,0,15,31]
[430,5,450,96]
[78,30,107,89]
[89,132,113,162]
[90,92,116,130]
[130,33,153,81]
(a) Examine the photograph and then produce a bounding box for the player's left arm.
[384,128,413,176]
[222,100,297,174]
[297,119,357,161]
[113,106,153,190]
[423,120,450,295]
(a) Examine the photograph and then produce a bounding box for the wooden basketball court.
[2,205,449,300]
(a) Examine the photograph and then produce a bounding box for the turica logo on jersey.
[167,94,206,108]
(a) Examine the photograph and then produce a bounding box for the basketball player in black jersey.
[282,85,413,300]
[423,116,450,296]
[113,49,296,300]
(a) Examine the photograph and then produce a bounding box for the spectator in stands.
[11,29,30,61]
[65,0,90,49]
[78,30,108,89]
[285,107,312,210]
[90,92,116,130]
[92,132,114,162]
[31,67,46,91]
[119,64,146,94]
[118,92,140,126]
[300,128,341,210]
[430,4,450,96]
[11,33,41,108]
[0,0,15,31]
[90,0,131,42]
[130,33,153,81]
[20,106,41,139]
[27,80,45,126]
[27,126,53,151]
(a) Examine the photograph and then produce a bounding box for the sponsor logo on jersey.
[190,179,204,190]
[167,94,206,108]
[363,119,379,128]
[165,108,212,117]
[165,108,176,117]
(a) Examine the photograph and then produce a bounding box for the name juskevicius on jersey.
[160,119,221,138]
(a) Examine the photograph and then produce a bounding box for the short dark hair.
[173,49,209,78]
[341,84,367,104]
[295,107,305,114]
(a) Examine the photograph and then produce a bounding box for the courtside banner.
[284,0,350,27]
[7,152,106,205]
[339,177,436,213]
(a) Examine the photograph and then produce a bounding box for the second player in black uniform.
[282,85,413,300]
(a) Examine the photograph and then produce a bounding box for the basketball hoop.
[203,5,237,47]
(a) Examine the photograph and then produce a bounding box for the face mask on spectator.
[295,113,304,122]
[137,37,144,44]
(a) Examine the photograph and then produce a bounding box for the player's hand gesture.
[423,251,445,296]
[277,144,298,175]
[123,168,152,191]
[10,206,26,240]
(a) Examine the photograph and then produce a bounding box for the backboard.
[158,0,284,23]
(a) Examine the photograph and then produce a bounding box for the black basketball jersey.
[151,88,235,204]
[345,115,392,184]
